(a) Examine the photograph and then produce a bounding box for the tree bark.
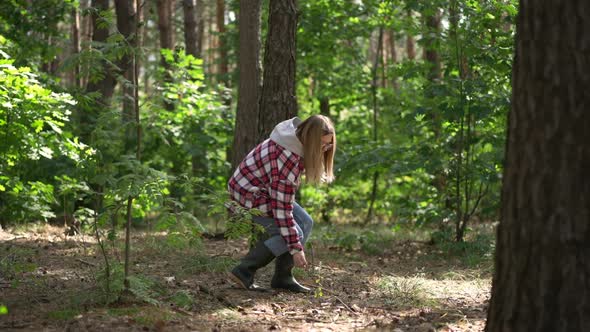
[423,9,441,81]
[216,0,228,85]
[122,0,141,152]
[319,97,330,117]
[157,0,176,55]
[183,0,200,58]
[196,0,204,57]
[258,0,298,141]
[405,10,416,60]
[86,0,114,99]
[231,0,262,170]
[156,0,176,111]
[82,0,115,142]
[184,0,208,188]
[70,6,81,88]
[485,1,590,331]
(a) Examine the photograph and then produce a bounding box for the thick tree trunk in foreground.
[231,0,262,169]
[485,1,590,331]
[258,0,298,141]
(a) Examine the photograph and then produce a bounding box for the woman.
[227,115,336,293]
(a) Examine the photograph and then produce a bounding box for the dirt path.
[0,226,491,331]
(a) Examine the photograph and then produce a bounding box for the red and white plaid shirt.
[228,139,304,253]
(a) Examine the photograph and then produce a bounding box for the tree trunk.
[157,0,176,55]
[184,0,208,191]
[406,10,416,60]
[70,6,81,88]
[384,29,398,88]
[80,0,93,88]
[183,0,200,58]
[319,97,330,117]
[82,0,115,142]
[156,0,176,110]
[365,27,383,224]
[423,9,441,81]
[230,0,262,170]
[485,1,590,331]
[122,0,142,152]
[258,0,298,141]
[216,0,228,85]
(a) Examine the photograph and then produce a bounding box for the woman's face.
[321,134,334,152]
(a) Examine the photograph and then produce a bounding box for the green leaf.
[0,305,7,315]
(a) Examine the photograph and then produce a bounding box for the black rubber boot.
[270,253,310,293]
[229,240,275,291]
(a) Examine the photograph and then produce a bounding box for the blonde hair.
[296,115,336,185]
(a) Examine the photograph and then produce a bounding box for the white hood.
[269,117,304,156]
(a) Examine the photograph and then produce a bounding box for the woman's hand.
[293,251,308,268]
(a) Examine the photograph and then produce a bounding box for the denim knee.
[293,203,313,243]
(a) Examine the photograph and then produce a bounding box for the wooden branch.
[76,258,97,267]
[299,282,358,315]
[468,182,489,218]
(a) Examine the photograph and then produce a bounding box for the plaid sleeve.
[269,178,303,254]
[268,143,303,254]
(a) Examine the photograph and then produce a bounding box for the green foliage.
[170,290,195,310]
[0,0,76,67]
[430,225,496,268]
[0,305,7,315]
[0,54,87,224]
[95,263,162,305]
[315,225,396,255]
[47,308,82,321]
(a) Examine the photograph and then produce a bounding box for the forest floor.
[0,222,495,332]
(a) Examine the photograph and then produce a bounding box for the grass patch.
[47,308,82,321]
[427,225,496,270]
[375,275,438,308]
[311,223,432,256]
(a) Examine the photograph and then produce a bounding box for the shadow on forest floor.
[0,223,494,331]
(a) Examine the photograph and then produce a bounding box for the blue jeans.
[253,202,314,257]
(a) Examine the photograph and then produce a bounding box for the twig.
[335,296,358,315]
[299,282,358,315]
[293,317,332,323]
[76,258,97,267]
[170,306,193,316]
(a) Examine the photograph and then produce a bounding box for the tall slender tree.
[405,9,416,60]
[183,0,200,57]
[183,0,209,183]
[156,0,176,111]
[231,0,262,169]
[423,8,441,81]
[258,0,298,141]
[216,0,228,85]
[485,1,590,330]
[70,5,81,88]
